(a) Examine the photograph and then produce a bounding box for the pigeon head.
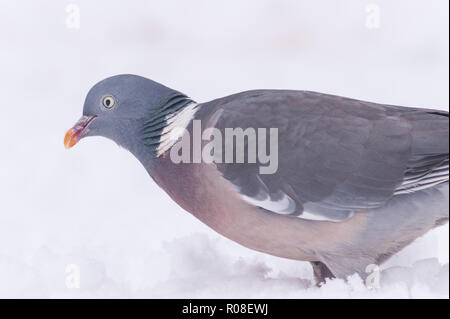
[64,74,193,158]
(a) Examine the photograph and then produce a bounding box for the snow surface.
[0,0,448,298]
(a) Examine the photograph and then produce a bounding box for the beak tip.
[64,129,75,149]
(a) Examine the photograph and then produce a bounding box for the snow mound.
[0,233,447,298]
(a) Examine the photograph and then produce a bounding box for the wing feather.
[195,90,448,220]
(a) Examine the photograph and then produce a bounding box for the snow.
[0,233,448,298]
[0,0,448,298]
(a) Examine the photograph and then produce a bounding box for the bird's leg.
[310,261,335,286]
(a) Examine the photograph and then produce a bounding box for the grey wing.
[196,90,449,221]
[394,110,449,194]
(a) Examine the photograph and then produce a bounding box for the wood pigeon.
[65,74,449,283]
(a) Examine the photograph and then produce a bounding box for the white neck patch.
[156,102,198,157]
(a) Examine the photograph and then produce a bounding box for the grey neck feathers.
[140,92,196,156]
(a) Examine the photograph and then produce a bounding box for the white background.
[0,0,448,298]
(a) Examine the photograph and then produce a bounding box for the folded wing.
[196,90,449,221]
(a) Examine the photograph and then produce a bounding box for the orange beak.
[64,115,97,149]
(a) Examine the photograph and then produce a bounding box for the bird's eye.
[102,96,115,109]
